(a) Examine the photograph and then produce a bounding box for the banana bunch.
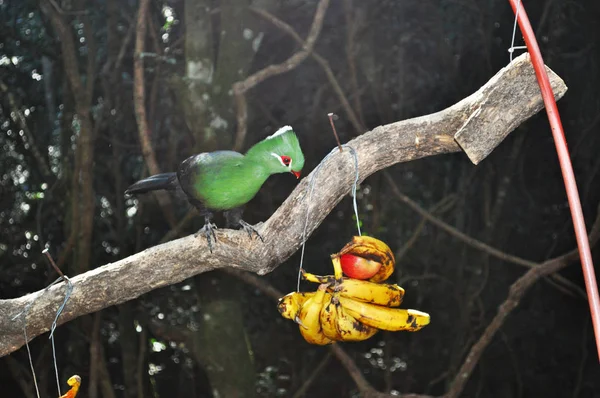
[277,236,430,345]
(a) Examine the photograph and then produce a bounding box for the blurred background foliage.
[1,0,600,397]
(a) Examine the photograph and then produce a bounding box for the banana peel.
[339,297,430,332]
[337,236,396,282]
[278,291,315,320]
[302,236,395,283]
[334,298,379,341]
[297,284,334,345]
[302,270,404,307]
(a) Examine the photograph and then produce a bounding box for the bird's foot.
[195,222,218,252]
[239,220,264,242]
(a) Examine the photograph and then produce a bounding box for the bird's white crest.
[266,125,293,139]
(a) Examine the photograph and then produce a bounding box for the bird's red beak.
[291,170,301,179]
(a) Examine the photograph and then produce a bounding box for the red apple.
[339,253,382,280]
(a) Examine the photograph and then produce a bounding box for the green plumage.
[177,127,304,210]
[178,150,270,210]
[125,126,304,250]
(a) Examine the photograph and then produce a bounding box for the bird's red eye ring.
[281,155,291,166]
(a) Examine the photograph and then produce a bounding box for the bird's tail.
[125,173,178,195]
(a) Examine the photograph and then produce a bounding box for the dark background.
[1,0,600,397]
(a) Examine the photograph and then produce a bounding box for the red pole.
[508,0,600,361]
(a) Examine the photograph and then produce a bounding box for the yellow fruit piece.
[277,291,315,320]
[337,236,396,283]
[319,293,379,342]
[301,270,333,284]
[60,375,81,398]
[319,293,340,340]
[331,255,344,280]
[336,279,404,307]
[339,296,430,332]
[298,285,334,345]
[334,301,378,342]
[302,271,405,307]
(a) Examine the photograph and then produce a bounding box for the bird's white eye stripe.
[270,152,292,168]
[271,152,286,167]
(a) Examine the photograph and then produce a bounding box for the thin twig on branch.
[0,53,566,357]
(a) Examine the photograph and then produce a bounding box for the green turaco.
[125,126,305,251]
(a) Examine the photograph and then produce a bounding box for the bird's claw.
[195,222,218,252]
[239,220,264,242]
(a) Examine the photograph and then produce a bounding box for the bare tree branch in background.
[444,202,600,398]
[232,0,331,151]
[40,0,96,274]
[249,5,366,135]
[291,352,332,398]
[0,79,54,181]
[342,0,366,127]
[133,0,176,227]
[384,172,586,298]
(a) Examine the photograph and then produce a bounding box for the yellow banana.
[277,292,302,320]
[302,271,404,307]
[339,296,430,332]
[337,236,395,282]
[334,301,378,342]
[319,293,341,340]
[301,270,333,284]
[319,293,379,342]
[335,279,404,307]
[297,285,334,345]
[277,291,315,320]
[331,255,344,280]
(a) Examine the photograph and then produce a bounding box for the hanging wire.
[11,272,73,398]
[50,276,72,398]
[349,146,362,237]
[13,300,42,398]
[43,248,72,397]
[508,0,526,61]
[296,144,362,291]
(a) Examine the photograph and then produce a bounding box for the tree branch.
[0,53,566,357]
